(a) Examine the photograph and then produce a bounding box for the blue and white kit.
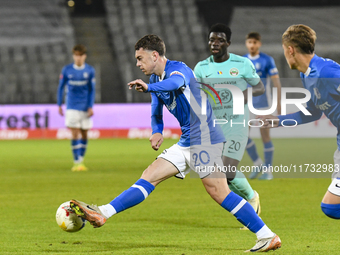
[278,54,340,194]
[147,60,225,178]
[57,63,96,129]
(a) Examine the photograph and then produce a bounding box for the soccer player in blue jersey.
[258,24,340,219]
[57,44,96,172]
[69,35,281,252]
[244,32,282,180]
[194,24,264,221]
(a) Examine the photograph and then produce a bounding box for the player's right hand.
[256,115,280,128]
[127,79,148,92]
[149,133,163,151]
[58,106,64,116]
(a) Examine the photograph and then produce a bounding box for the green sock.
[228,170,255,200]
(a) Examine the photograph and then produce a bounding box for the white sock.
[256,225,275,239]
[98,204,117,219]
[254,158,263,167]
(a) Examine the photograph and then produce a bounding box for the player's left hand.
[149,133,163,151]
[87,108,94,117]
[128,79,148,92]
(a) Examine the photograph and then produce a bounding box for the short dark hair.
[209,23,232,42]
[72,44,87,55]
[246,32,261,41]
[135,34,166,56]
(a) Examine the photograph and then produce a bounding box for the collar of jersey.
[73,64,85,70]
[247,53,260,60]
[210,54,232,64]
[159,60,170,81]
[305,54,317,77]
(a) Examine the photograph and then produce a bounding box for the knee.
[140,163,161,187]
[206,187,221,203]
[321,202,340,219]
[141,167,152,181]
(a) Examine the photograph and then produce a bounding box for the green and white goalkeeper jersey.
[194,53,260,160]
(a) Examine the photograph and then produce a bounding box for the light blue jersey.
[148,60,225,147]
[244,52,278,108]
[57,63,96,111]
[278,54,340,149]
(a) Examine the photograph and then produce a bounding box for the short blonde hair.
[282,24,316,54]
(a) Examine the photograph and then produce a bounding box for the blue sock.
[221,192,265,233]
[79,139,88,158]
[109,179,155,214]
[246,138,260,163]
[264,141,274,167]
[321,202,340,219]
[71,139,81,163]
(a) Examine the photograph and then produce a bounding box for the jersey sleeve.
[194,62,203,81]
[267,56,279,76]
[277,100,322,126]
[150,92,164,134]
[147,71,186,92]
[243,58,260,86]
[57,66,68,106]
[87,67,96,108]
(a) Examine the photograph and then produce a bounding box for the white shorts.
[65,109,92,130]
[328,149,340,196]
[157,143,224,179]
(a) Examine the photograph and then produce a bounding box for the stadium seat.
[104,0,209,102]
[0,0,75,104]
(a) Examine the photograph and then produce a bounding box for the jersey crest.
[229,68,239,77]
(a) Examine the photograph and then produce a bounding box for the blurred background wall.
[0,0,339,104]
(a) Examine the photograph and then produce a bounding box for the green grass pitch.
[0,138,338,254]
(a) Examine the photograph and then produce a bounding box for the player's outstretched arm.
[258,102,323,128]
[149,133,163,151]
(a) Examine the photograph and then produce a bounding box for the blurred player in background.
[244,32,282,180]
[70,35,281,252]
[258,24,340,219]
[194,24,264,218]
[57,44,96,172]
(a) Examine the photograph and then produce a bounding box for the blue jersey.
[57,63,96,111]
[148,60,225,147]
[244,52,278,108]
[278,54,340,149]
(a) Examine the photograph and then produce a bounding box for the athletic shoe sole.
[70,200,106,228]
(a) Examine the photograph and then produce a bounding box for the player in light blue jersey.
[69,35,281,252]
[259,24,340,220]
[194,24,265,222]
[244,32,282,180]
[57,44,96,172]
